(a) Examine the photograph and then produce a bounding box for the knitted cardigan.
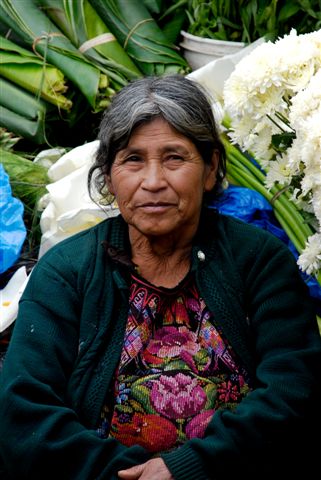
[0,209,320,480]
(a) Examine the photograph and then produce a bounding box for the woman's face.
[106,117,218,240]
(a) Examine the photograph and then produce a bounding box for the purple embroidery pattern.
[147,326,200,358]
[98,274,252,452]
[151,372,207,419]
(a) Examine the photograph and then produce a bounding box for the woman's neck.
[130,231,193,288]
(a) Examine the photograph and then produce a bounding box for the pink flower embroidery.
[186,409,215,439]
[151,373,207,419]
[146,326,199,358]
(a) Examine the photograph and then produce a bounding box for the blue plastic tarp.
[0,163,26,274]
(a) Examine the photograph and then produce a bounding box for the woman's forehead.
[128,117,183,140]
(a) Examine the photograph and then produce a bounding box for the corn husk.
[37,0,143,85]
[0,78,47,144]
[0,35,72,110]
[0,0,113,111]
[90,0,190,75]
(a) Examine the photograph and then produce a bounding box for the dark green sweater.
[0,210,320,479]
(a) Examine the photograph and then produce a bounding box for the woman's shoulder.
[35,214,124,273]
[205,210,297,271]
[206,209,288,249]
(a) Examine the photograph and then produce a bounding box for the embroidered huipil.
[97,272,252,452]
[1,212,320,479]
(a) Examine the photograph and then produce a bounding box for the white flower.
[297,233,321,275]
[311,187,321,227]
[47,141,100,181]
[223,28,321,277]
[223,29,321,155]
[33,147,67,169]
[0,267,29,333]
[38,141,119,258]
[265,157,293,189]
[301,164,321,196]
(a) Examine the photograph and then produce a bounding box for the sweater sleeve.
[0,245,150,479]
[161,229,321,479]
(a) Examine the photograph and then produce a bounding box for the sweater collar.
[102,207,219,272]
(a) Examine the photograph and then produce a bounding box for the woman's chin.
[129,220,181,239]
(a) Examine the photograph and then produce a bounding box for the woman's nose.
[141,160,167,190]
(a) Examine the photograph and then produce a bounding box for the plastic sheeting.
[0,163,26,274]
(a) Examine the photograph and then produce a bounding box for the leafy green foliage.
[162,0,321,43]
[271,132,296,154]
[1,149,50,254]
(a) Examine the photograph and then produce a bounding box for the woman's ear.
[105,174,115,195]
[204,150,219,192]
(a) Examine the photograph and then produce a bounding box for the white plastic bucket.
[180,31,245,70]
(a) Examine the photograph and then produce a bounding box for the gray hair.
[88,74,226,204]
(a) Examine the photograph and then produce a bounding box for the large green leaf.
[0,77,46,120]
[37,0,142,84]
[0,78,47,144]
[90,0,189,75]
[0,0,111,111]
[0,35,72,110]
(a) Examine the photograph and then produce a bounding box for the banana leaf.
[0,78,47,144]
[37,0,143,84]
[0,148,49,210]
[157,0,189,44]
[0,106,47,145]
[0,35,72,111]
[0,0,113,111]
[143,0,163,15]
[90,0,190,75]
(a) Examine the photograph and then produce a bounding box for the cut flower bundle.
[223,29,321,284]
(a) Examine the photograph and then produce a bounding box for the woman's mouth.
[137,202,175,213]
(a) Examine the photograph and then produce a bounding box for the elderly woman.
[0,75,320,480]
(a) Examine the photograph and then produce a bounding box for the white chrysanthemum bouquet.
[222,29,321,283]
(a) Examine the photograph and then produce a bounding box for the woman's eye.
[124,155,142,163]
[166,154,184,163]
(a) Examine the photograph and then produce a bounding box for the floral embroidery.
[185,409,215,439]
[97,273,252,452]
[217,380,241,403]
[111,412,177,452]
[145,326,200,358]
[151,373,207,419]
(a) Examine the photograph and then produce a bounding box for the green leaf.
[37,0,142,83]
[90,0,189,75]
[0,148,49,208]
[131,384,154,414]
[278,2,301,22]
[0,35,72,110]
[0,0,110,111]
[161,10,187,44]
[271,132,296,153]
[203,383,217,409]
[143,0,163,15]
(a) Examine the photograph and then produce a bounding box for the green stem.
[229,152,312,237]
[223,137,266,182]
[227,163,307,251]
[225,146,313,239]
[227,169,303,253]
[222,121,321,288]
